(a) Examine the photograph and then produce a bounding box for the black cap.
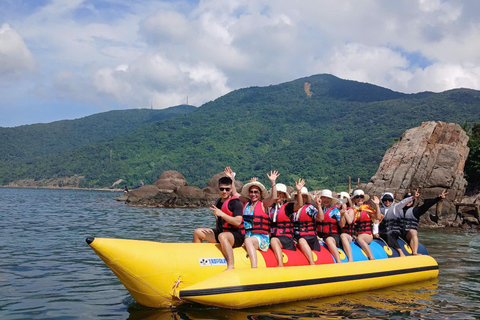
[382,194,394,201]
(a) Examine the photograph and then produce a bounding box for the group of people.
[193,168,447,269]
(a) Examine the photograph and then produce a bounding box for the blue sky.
[1,0,480,127]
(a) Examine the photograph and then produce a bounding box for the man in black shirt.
[193,175,244,270]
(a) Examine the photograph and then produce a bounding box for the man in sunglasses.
[193,171,244,270]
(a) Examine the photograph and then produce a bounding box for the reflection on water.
[0,188,479,320]
[126,280,439,320]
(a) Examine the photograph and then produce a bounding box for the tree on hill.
[465,122,480,193]
[2,74,480,190]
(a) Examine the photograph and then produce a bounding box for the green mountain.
[0,105,196,162]
[2,74,480,190]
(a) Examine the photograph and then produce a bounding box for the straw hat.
[319,189,338,206]
[241,181,268,199]
[291,187,313,203]
[352,189,370,201]
[276,183,290,200]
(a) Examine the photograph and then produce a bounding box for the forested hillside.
[0,105,195,162]
[2,74,480,190]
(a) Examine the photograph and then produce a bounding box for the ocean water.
[0,188,479,320]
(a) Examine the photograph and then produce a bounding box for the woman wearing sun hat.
[237,171,279,268]
[338,192,356,262]
[316,189,345,263]
[269,179,305,267]
[352,190,381,260]
[292,185,320,265]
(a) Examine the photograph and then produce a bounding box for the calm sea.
[1,188,479,320]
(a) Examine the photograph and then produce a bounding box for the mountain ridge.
[2,74,480,189]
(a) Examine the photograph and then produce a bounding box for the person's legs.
[244,236,260,268]
[406,229,420,255]
[357,233,374,260]
[340,233,353,262]
[193,228,217,243]
[325,236,341,263]
[297,237,315,265]
[218,232,236,270]
[270,237,284,267]
[382,233,405,257]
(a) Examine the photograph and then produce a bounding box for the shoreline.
[0,185,123,192]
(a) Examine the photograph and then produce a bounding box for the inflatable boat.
[86,237,438,309]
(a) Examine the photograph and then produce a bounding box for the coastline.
[0,185,123,192]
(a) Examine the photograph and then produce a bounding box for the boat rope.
[172,276,182,299]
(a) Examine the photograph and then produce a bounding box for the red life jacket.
[269,202,294,238]
[293,204,317,237]
[243,201,270,235]
[317,207,340,237]
[221,196,244,234]
[342,207,356,236]
[354,205,374,235]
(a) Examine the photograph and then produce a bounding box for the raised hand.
[440,189,448,199]
[224,167,235,180]
[250,177,258,183]
[372,195,380,205]
[315,194,323,206]
[414,189,420,198]
[267,170,280,183]
[295,178,305,192]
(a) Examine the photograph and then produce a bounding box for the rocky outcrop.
[125,170,243,207]
[153,171,188,190]
[362,121,470,225]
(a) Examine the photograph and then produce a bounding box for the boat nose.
[86,237,95,245]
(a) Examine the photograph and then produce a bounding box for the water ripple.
[1,188,479,320]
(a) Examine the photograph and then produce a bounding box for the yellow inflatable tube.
[86,237,438,309]
[179,255,438,309]
[86,237,255,308]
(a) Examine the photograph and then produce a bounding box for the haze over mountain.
[2,74,480,190]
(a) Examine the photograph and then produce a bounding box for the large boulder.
[125,185,162,206]
[153,171,188,190]
[362,121,470,224]
[124,171,244,207]
[176,186,205,199]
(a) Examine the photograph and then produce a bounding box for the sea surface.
[1,188,479,320]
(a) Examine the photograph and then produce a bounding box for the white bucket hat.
[291,186,313,203]
[241,181,268,199]
[320,189,338,205]
[276,183,290,200]
[339,192,351,199]
[352,189,370,201]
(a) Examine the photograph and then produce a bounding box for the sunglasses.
[355,195,365,199]
[219,187,231,191]
[249,190,260,194]
[383,199,393,203]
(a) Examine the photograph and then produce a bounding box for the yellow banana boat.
[86,237,438,309]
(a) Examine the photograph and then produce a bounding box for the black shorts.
[324,234,341,247]
[273,236,296,251]
[380,232,400,250]
[299,235,320,251]
[215,229,245,248]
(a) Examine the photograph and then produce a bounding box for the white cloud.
[3,0,480,126]
[0,24,35,79]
